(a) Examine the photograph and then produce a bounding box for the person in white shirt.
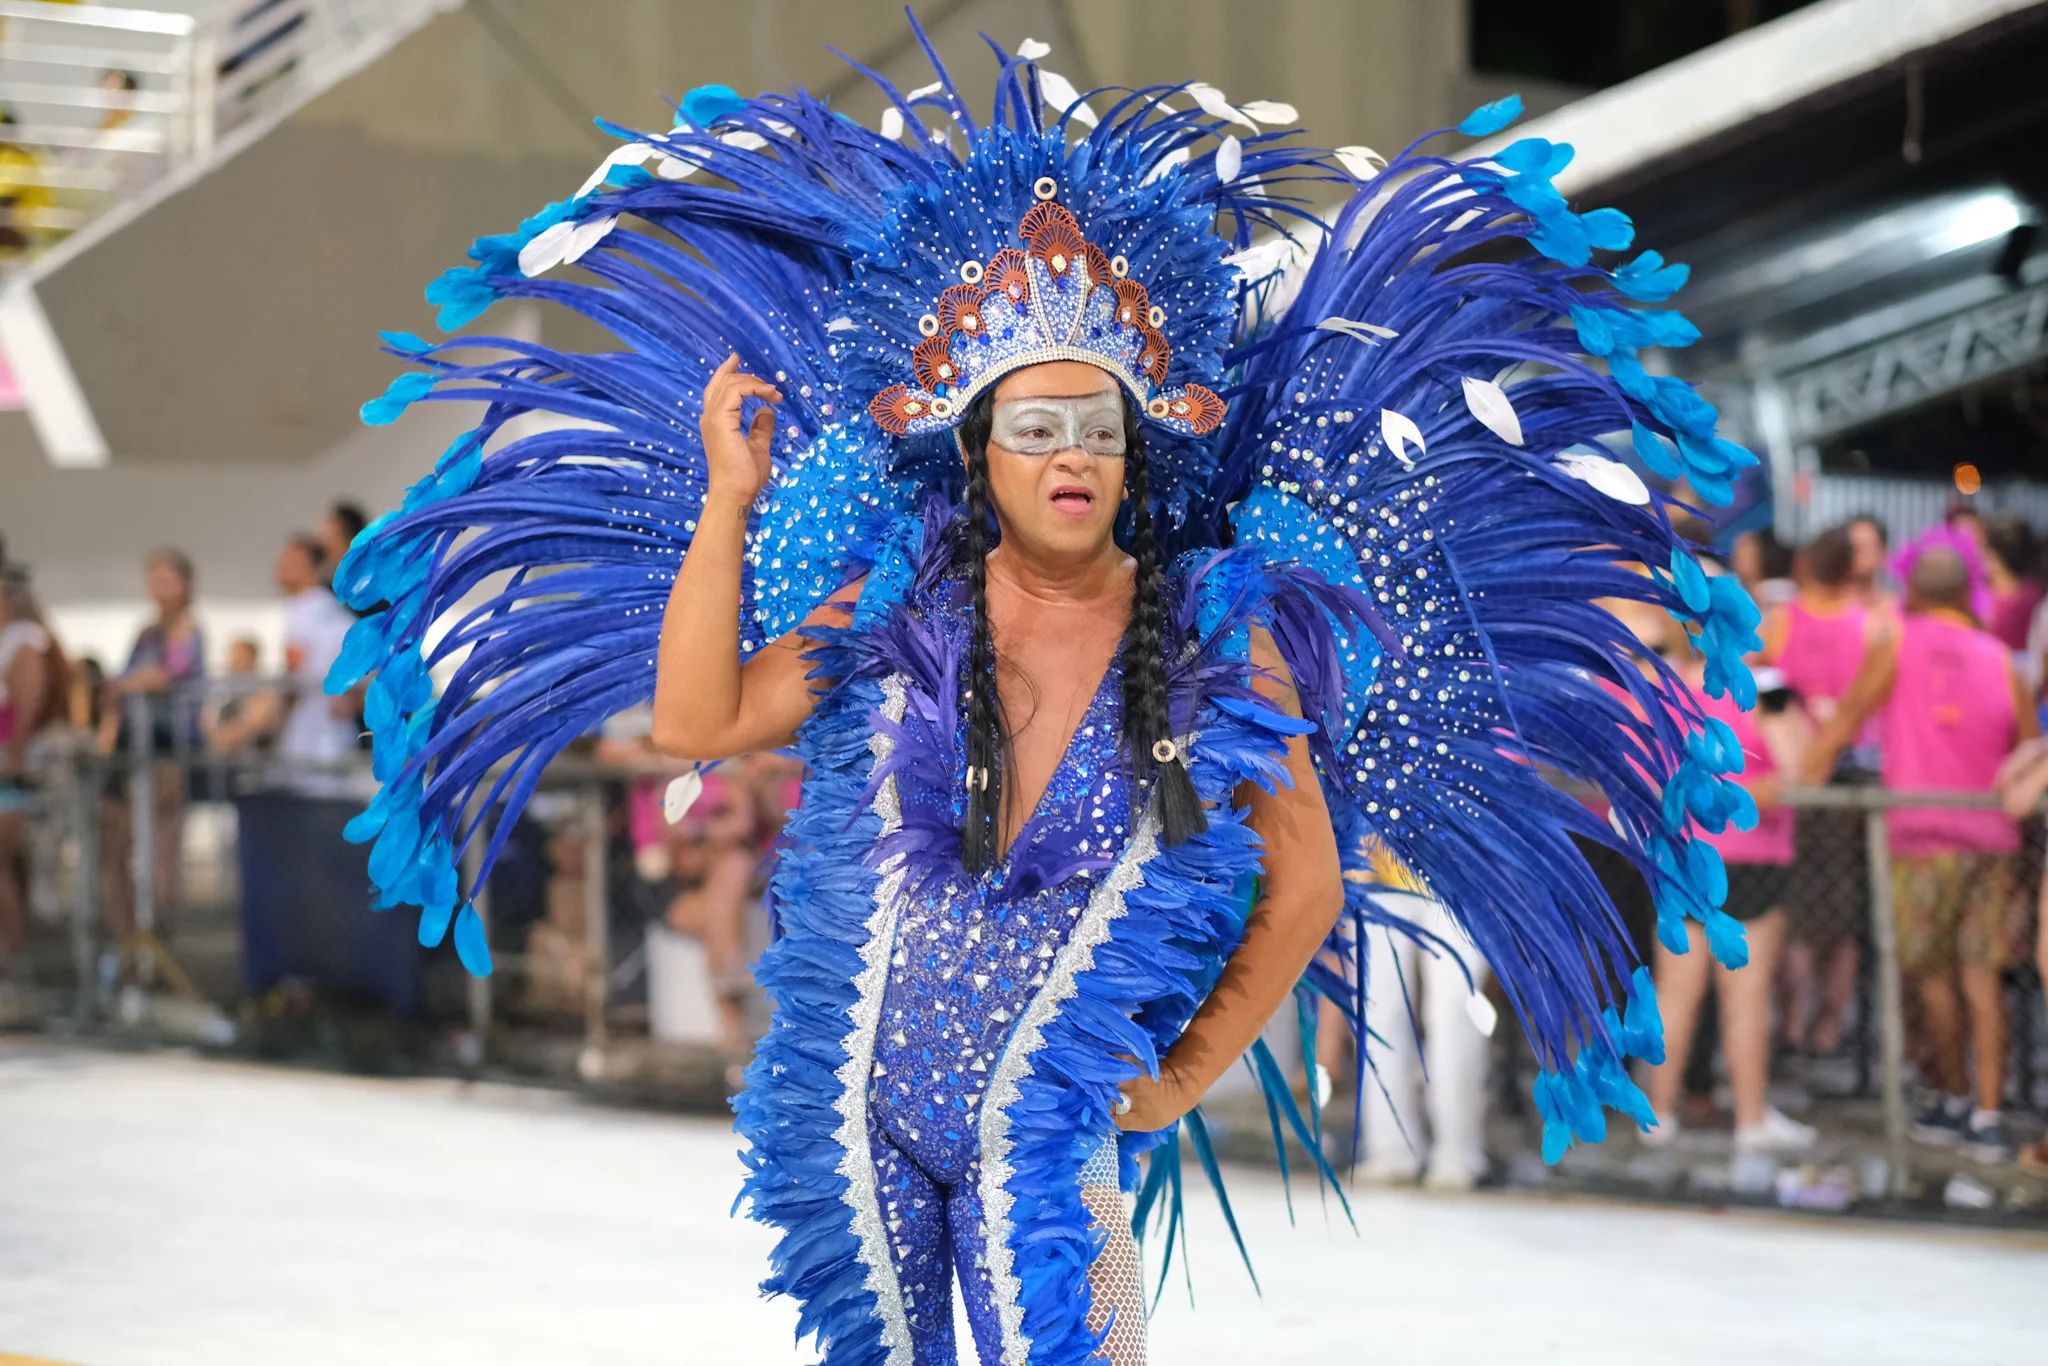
[213,535,357,763]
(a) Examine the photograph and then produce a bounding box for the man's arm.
[2010,658,2040,745]
[1758,602,1791,665]
[1115,627,1343,1131]
[650,356,854,760]
[1798,632,1898,786]
[208,690,281,752]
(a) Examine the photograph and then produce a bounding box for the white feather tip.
[1380,409,1426,469]
[663,770,705,825]
[1461,376,1524,446]
[1215,135,1243,184]
[1555,452,1651,505]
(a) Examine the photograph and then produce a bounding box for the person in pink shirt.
[1805,544,2039,1162]
[1642,645,1817,1154]
[1762,526,1875,1057]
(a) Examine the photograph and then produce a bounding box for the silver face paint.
[990,392,1127,459]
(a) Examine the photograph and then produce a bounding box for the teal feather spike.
[453,903,493,976]
[360,371,436,426]
[417,896,456,948]
[1182,1108,1259,1296]
[1456,93,1523,137]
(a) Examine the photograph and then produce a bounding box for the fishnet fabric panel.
[1082,1184,1146,1366]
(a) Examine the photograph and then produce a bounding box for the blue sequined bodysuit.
[866,588,1135,1363]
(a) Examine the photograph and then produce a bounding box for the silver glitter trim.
[978,806,1164,1366]
[905,343,1152,439]
[830,673,913,1366]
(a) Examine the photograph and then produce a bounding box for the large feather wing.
[1219,102,1761,1158]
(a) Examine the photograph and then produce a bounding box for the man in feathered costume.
[332,22,1765,1365]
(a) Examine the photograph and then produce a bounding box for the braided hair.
[954,387,1207,875]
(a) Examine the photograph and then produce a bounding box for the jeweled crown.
[867,176,1226,441]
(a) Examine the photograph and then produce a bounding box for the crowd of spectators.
[3,496,2048,1177]
[0,506,802,1045]
[1336,504,2048,1188]
[1644,507,2048,1171]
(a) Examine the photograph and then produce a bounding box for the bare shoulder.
[814,573,866,624]
[762,575,865,652]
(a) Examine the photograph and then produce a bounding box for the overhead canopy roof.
[1473,0,2048,479]
[1479,0,2047,200]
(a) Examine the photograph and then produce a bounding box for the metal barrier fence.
[5,690,2044,1193]
[0,0,448,262]
[1775,783,2047,1193]
[3,683,781,1089]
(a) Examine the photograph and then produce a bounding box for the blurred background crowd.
[5,0,2048,1227]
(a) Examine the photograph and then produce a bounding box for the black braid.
[952,390,1204,875]
[1118,425,1207,846]
[958,394,1004,875]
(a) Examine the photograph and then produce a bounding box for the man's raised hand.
[700,353,782,510]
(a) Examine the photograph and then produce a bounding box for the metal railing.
[8,681,761,1079]
[0,0,449,264]
[7,689,2044,1202]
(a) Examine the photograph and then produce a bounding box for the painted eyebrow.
[997,392,1120,402]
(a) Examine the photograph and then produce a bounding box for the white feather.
[1215,134,1243,184]
[1316,316,1399,343]
[1465,992,1499,1038]
[1016,37,1051,59]
[1140,146,1190,186]
[1035,69,1099,128]
[1380,409,1426,469]
[654,154,700,181]
[1461,376,1524,446]
[1555,451,1651,505]
[1223,236,1298,277]
[879,107,904,141]
[662,770,704,825]
[1240,99,1298,124]
[1184,81,1255,129]
[517,220,575,277]
[1333,145,1383,180]
[721,130,767,151]
[575,142,653,199]
[562,214,618,265]
[825,317,859,334]
[907,81,945,100]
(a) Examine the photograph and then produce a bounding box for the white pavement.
[2,1039,2044,1366]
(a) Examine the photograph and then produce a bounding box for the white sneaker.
[1638,1110,1679,1148]
[1423,1162,1482,1193]
[1359,1155,1421,1186]
[1734,1107,1817,1154]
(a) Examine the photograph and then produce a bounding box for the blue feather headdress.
[332,20,1762,1183]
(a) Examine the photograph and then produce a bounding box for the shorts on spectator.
[1891,852,2026,973]
[1786,806,1867,944]
[1723,862,1788,923]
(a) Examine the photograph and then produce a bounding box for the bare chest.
[985,606,1125,843]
